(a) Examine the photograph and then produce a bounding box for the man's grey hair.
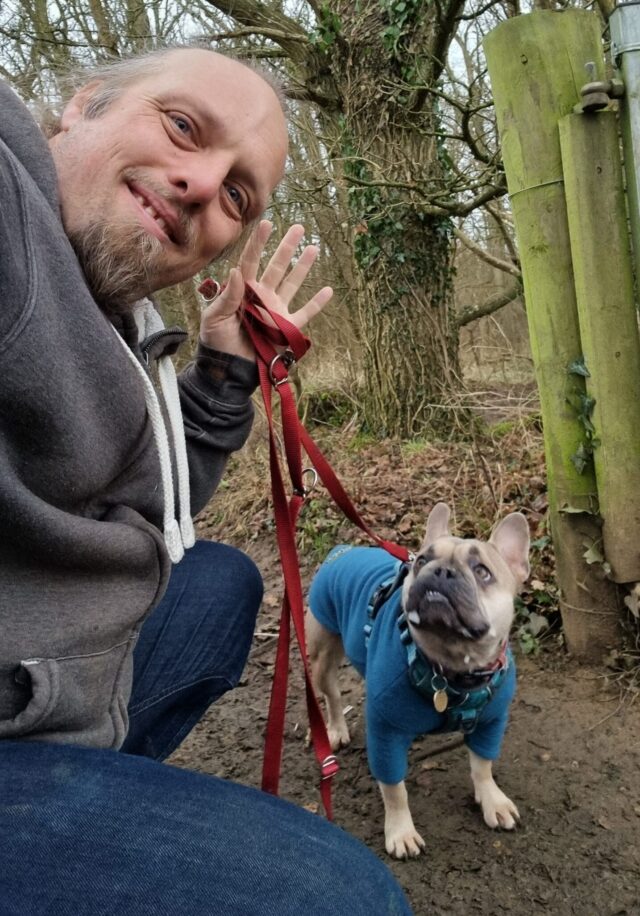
[41,44,288,138]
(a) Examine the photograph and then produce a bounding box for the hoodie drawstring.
[112,300,194,564]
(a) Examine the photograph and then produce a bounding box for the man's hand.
[199,220,333,361]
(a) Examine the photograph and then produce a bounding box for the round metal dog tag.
[433,690,449,713]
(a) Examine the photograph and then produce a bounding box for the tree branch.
[453,226,521,278]
[207,26,307,44]
[456,284,522,328]
[203,0,309,62]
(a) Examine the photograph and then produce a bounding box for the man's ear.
[489,513,530,585]
[59,81,104,132]
[419,502,451,551]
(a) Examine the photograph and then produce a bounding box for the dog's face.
[402,503,530,671]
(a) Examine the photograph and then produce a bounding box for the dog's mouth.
[407,589,453,623]
[406,586,488,640]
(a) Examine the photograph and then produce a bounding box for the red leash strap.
[199,281,410,819]
[238,289,339,817]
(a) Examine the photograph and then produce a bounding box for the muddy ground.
[169,416,640,916]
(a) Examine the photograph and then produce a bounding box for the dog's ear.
[489,513,530,585]
[420,502,451,550]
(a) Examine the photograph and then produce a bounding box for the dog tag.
[433,690,449,713]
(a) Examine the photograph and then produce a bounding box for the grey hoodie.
[0,81,258,747]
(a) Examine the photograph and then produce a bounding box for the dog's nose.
[433,565,456,580]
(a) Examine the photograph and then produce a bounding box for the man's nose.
[168,157,228,207]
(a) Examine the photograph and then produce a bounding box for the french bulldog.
[306,502,530,859]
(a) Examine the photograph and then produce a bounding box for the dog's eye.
[474,563,492,583]
[414,555,427,570]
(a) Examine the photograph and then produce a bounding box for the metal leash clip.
[268,349,296,388]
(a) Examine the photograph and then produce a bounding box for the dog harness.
[365,560,510,736]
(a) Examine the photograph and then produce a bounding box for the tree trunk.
[315,1,463,437]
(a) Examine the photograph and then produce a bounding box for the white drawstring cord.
[157,354,196,549]
[112,326,184,564]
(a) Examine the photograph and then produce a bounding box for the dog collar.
[399,616,510,735]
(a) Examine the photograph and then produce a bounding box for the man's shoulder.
[0,80,58,210]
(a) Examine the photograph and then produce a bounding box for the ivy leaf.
[583,541,605,565]
[570,443,589,474]
[568,358,590,377]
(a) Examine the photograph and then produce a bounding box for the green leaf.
[583,540,605,565]
[568,357,590,377]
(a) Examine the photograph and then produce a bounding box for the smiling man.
[0,47,411,915]
[49,50,289,311]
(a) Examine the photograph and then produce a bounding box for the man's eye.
[474,563,492,583]
[225,184,246,213]
[170,115,192,135]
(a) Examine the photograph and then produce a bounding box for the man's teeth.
[134,193,168,232]
[408,610,421,625]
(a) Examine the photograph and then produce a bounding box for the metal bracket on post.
[610,0,640,303]
[573,61,624,113]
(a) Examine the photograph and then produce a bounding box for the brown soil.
[169,418,640,916]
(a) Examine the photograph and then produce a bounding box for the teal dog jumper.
[308,545,516,785]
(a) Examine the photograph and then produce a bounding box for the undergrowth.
[196,382,568,657]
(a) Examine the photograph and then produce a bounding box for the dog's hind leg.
[468,749,519,829]
[306,612,351,750]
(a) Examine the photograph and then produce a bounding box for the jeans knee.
[222,545,263,624]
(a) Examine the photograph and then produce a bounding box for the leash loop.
[268,349,295,387]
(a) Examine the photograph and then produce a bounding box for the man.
[0,48,412,914]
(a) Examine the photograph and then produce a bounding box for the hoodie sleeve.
[178,340,259,515]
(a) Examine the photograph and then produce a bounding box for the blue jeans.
[0,541,412,914]
[0,741,411,915]
[121,539,263,760]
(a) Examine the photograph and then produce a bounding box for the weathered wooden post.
[484,10,621,658]
[560,110,640,584]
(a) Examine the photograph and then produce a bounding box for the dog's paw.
[475,783,520,830]
[327,722,351,751]
[385,827,426,860]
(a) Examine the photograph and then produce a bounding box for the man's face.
[49,50,288,311]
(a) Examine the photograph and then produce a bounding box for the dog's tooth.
[408,610,421,626]
[464,654,470,665]
[461,627,472,639]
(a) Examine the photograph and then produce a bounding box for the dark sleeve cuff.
[187,340,259,403]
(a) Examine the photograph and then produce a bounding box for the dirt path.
[170,592,640,916]
[170,425,640,914]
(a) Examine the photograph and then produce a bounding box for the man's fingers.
[276,245,319,306]
[290,286,334,329]
[239,220,273,282]
[202,268,244,322]
[260,224,305,289]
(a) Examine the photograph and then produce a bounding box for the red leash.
[200,281,410,818]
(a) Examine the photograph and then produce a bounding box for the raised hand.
[199,220,333,362]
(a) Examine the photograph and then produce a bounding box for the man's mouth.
[128,183,182,246]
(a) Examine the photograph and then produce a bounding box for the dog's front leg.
[378,780,425,859]
[468,749,519,829]
[306,613,351,750]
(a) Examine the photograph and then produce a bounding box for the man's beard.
[68,219,167,316]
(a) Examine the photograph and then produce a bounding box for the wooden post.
[560,111,640,584]
[484,10,621,658]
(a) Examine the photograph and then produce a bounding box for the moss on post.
[560,111,640,584]
[484,10,621,658]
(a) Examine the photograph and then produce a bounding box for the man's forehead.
[132,49,288,208]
